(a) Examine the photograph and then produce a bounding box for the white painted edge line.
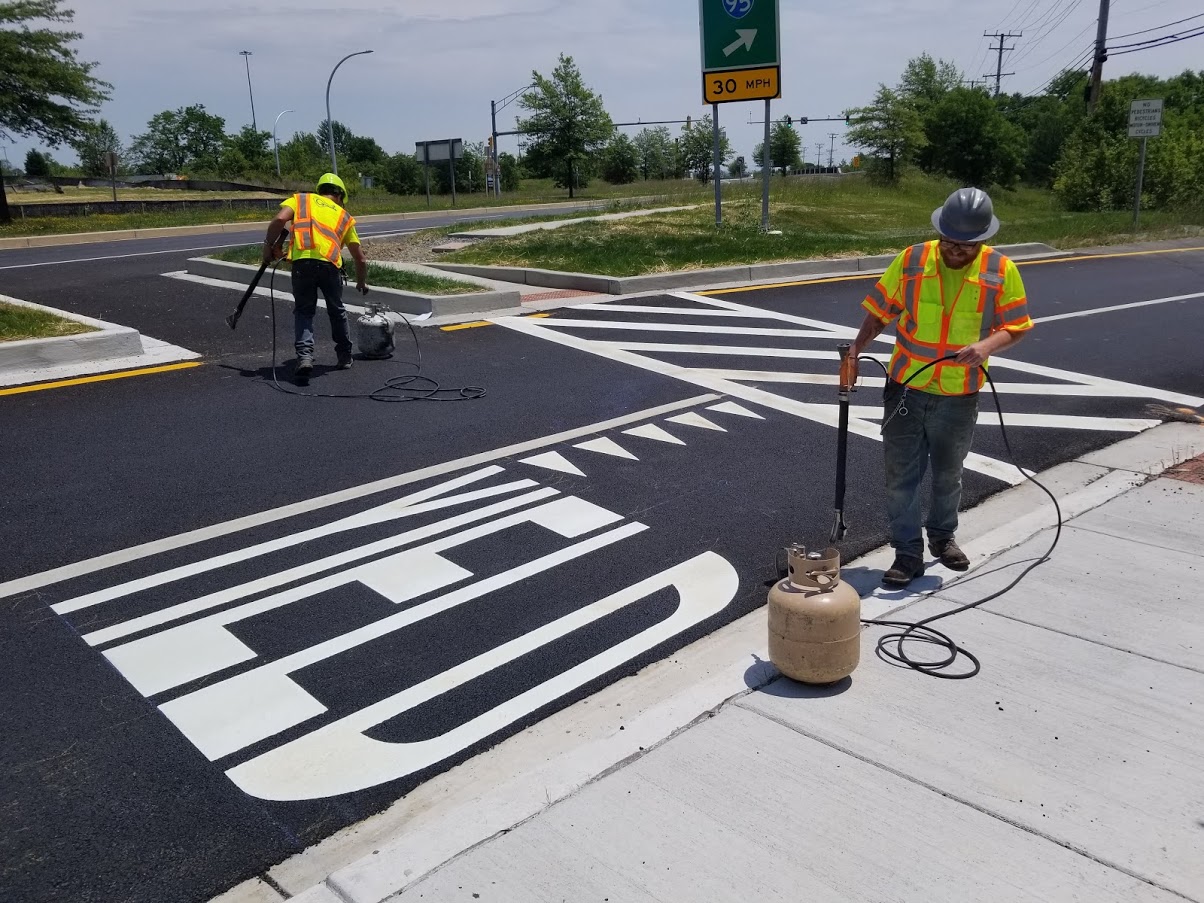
[0,240,267,270]
[1035,291,1204,324]
[162,271,369,317]
[269,423,1194,903]
[0,393,721,600]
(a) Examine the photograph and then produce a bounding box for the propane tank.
[355,304,397,359]
[768,545,861,684]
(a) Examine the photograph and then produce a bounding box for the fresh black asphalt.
[1,237,1201,903]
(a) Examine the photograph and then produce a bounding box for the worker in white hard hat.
[847,188,1035,587]
[263,172,368,384]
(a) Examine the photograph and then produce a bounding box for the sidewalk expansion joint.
[731,700,1197,902]
[1067,521,1204,560]
[260,874,291,900]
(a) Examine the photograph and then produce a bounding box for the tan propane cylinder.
[768,545,862,684]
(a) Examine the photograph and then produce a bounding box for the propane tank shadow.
[744,655,852,698]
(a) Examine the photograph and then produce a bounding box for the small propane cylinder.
[768,545,861,684]
[355,304,398,359]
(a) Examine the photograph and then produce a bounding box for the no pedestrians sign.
[1128,99,1163,138]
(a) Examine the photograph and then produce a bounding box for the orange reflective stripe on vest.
[887,241,1008,395]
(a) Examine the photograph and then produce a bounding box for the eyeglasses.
[939,238,980,252]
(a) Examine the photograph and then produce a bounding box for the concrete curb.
[428,243,1064,295]
[0,198,666,251]
[185,257,523,321]
[0,294,144,376]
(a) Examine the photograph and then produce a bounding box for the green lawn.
[0,301,96,342]
[444,174,1204,276]
[209,246,480,295]
[0,178,683,239]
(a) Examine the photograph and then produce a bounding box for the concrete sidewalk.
[271,423,1204,903]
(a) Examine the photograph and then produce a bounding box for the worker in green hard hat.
[263,172,368,384]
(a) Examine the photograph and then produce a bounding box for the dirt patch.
[363,231,456,264]
[1163,451,1204,486]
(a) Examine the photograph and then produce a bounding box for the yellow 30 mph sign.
[703,65,780,104]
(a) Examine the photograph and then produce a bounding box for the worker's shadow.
[218,361,339,384]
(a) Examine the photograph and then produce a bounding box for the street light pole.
[325,50,373,175]
[239,51,257,131]
[489,83,536,198]
[273,109,293,179]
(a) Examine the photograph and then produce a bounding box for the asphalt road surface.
[1,237,1201,903]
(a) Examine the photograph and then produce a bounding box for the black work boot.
[295,355,313,385]
[929,538,971,572]
[336,348,354,370]
[882,555,926,587]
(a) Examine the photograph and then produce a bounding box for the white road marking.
[624,424,687,446]
[158,517,648,760]
[0,394,720,600]
[0,241,268,270]
[666,412,726,432]
[82,488,559,647]
[534,318,838,340]
[55,467,515,615]
[574,437,639,460]
[708,402,765,420]
[224,551,738,801]
[1035,292,1204,324]
[573,303,781,318]
[520,451,586,476]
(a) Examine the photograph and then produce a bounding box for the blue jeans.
[291,258,352,359]
[882,380,979,559]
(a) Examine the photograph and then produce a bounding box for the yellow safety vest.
[289,193,354,266]
[887,240,1008,396]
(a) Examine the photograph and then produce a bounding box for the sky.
[5,0,1203,173]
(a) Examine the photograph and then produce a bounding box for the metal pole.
[240,51,257,131]
[1134,136,1147,228]
[491,100,500,198]
[1088,0,1111,115]
[450,142,457,206]
[712,104,722,226]
[761,98,771,231]
[828,133,837,168]
[109,154,117,202]
[325,50,374,174]
[273,109,293,179]
[423,146,431,208]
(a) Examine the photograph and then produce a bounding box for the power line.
[1012,18,1097,72]
[1109,26,1204,53]
[1111,11,1204,39]
[1022,43,1096,97]
[983,30,1023,95]
[1008,0,1086,67]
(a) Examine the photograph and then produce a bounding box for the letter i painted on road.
[699,0,781,104]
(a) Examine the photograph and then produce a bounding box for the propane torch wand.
[831,342,854,544]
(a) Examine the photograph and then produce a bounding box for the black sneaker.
[882,555,926,587]
[929,538,970,572]
[336,349,354,370]
[295,355,313,385]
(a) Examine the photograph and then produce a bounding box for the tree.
[24,149,52,178]
[316,120,353,161]
[71,118,122,176]
[845,85,926,182]
[633,126,673,180]
[517,54,614,198]
[898,53,962,112]
[679,115,731,183]
[278,130,325,179]
[129,105,227,173]
[753,122,802,174]
[226,124,271,175]
[346,135,385,166]
[382,151,423,196]
[499,152,522,191]
[0,0,111,222]
[728,155,747,178]
[924,88,1027,187]
[600,133,639,184]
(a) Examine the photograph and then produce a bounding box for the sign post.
[700,0,781,228]
[1128,99,1162,228]
[104,151,119,203]
[415,139,464,210]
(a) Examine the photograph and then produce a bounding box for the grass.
[0,178,683,239]
[443,174,1204,276]
[6,186,282,205]
[209,246,480,295]
[0,301,96,342]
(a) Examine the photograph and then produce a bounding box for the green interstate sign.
[699,0,781,73]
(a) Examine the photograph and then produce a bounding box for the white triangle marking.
[519,451,586,477]
[623,424,687,446]
[707,401,765,420]
[666,412,726,433]
[574,437,639,460]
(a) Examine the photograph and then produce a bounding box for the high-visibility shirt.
[282,193,360,265]
[862,240,1034,396]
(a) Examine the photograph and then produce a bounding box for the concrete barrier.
[0,295,144,376]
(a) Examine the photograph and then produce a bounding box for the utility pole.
[827,133,837,168]
[983,31,1021,96]
[815,142,824,169]
[1088,0,1111,115]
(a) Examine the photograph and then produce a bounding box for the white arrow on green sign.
[700,0,780,72]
